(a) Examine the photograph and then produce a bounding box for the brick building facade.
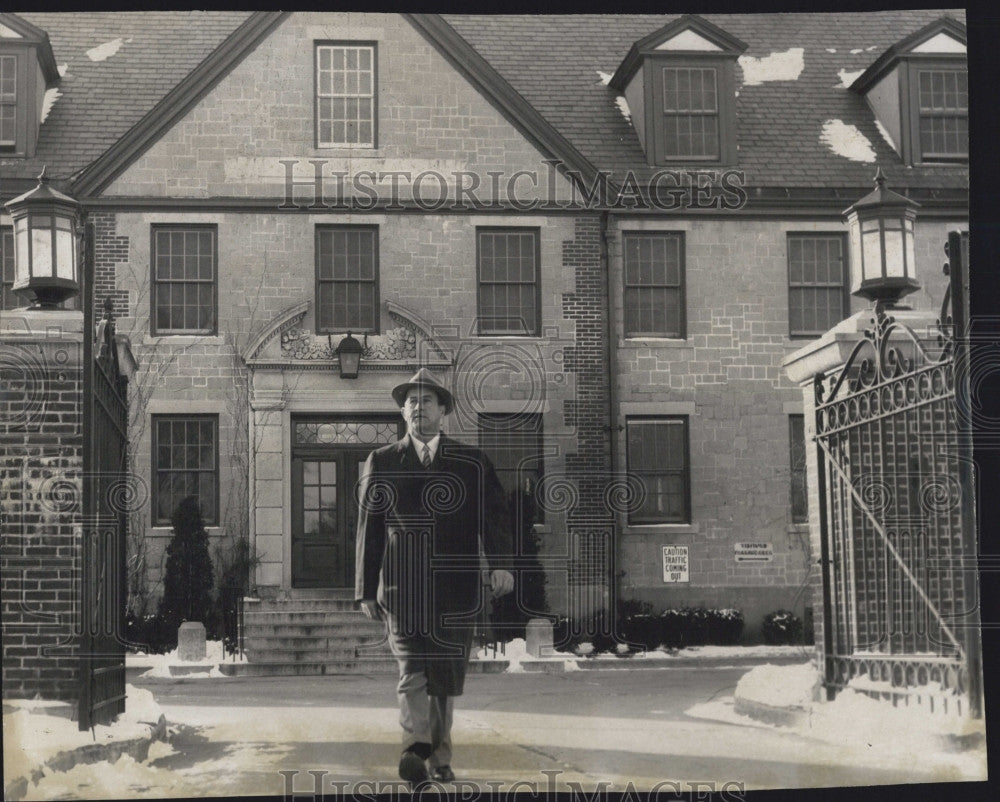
[1,10,967,646]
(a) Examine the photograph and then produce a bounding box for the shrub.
[125,610,173,654]
[707,608,745,645]
[761,609,803,644]
[489,486,547,644]
[157,496,215,643]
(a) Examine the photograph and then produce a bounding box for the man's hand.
[359,599,382,621]
[490,569,514,598]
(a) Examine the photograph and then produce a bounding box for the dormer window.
[610,15,745,166]
[0,13,59,158]
[0,54,16,149]
[850,16,967,166]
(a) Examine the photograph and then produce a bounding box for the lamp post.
[843,168,921,307]
[332,331,364,379]
[5,168,81,309]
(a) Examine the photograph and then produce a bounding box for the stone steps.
[238,596,392,673]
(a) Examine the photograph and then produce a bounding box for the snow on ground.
[738,48,805,85]
[688,662,987,781]
[127,640,246,679]
[476,639,808,671]
[3,685,164,790]
[736,662,819,707]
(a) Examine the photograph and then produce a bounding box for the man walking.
[355,368,514,786]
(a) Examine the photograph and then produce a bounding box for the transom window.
[315,226,378,334]
[623,231,685,338]
[917,68,967,162]
[0,54,16,149]
[626,417,690,524]
[661,66,719,160]
[151,225,217,335]
[477,228,540,336]
[316,43,376,148]
[152,415,218,526]
[787,233,849,338]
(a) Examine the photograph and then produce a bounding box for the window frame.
[622,230,686,339]
[314,41,378,149]
[0,53,18,151]
[151,414,220,527]
[1,225,15,310]
[789,414,808,524]
[902,56,968,166]
[476,227,542,337]
[314,224,380,335]
[625,416,691,525]
[150,224,219,336]
[786,232,850,339]
[645,54,737,165]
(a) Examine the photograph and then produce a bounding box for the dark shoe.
[430,766,455,782]
[398,750,429,784]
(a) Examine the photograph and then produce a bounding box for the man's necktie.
[422,444,431,468]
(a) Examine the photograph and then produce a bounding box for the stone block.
[526,618,555,658]
[177,621,207,661]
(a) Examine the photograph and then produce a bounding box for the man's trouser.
[386,625,473,769]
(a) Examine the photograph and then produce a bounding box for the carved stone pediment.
[243,299,452,370]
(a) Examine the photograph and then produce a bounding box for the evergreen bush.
[157,496,215,644]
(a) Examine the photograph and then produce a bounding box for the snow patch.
[40,88,62,123]
[3,684,164,785]
[738,48,805,86]
[735,662,819,707]
[874,119,898,154]
[127,639,245,674]
[820,119,876,162]
[57,64,68,77]
[615,96,631,122]
[836,68,865,89]
[86,37,129,62]
[825,48,837,53]
[596,70,613,86]
[850,48,864,54]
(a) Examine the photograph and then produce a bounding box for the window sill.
[622,337,688,346]
[149,526,223,536]
[143,334,225,346]
[625,523,699,535]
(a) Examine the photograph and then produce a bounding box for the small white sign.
[662,545,689,583]
[735,542,773,562]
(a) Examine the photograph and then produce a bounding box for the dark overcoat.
[354,434,512,646]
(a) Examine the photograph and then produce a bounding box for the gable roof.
[0,11,252,196]
[444,10,968,194]
[0,12,59,85]
[1,10,968,204]
[850,15,966,94]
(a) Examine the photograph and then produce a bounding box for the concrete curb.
[3,713,168,802]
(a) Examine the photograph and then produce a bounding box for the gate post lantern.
[5,167,81,309]
[843,167,921,306]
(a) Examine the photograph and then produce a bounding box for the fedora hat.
[391,368,454,414]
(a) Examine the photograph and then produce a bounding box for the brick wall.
[0,329,84,701]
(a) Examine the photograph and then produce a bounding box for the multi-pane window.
[477,228,540,336]
[316,43,376,147]
[789,415,808,523]
[917,69,968,162]
[787,234,848,337]
[626,418,690,524]
[1,227,15,309]
[315,226,378,333]
[152,415,218,525]
[0,54,16,149]
[661,66,719,160]
[151,226,217,335]
[623,231,685,338]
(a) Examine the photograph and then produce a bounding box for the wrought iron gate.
[80,232,129,728]
[813,231,981,717]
